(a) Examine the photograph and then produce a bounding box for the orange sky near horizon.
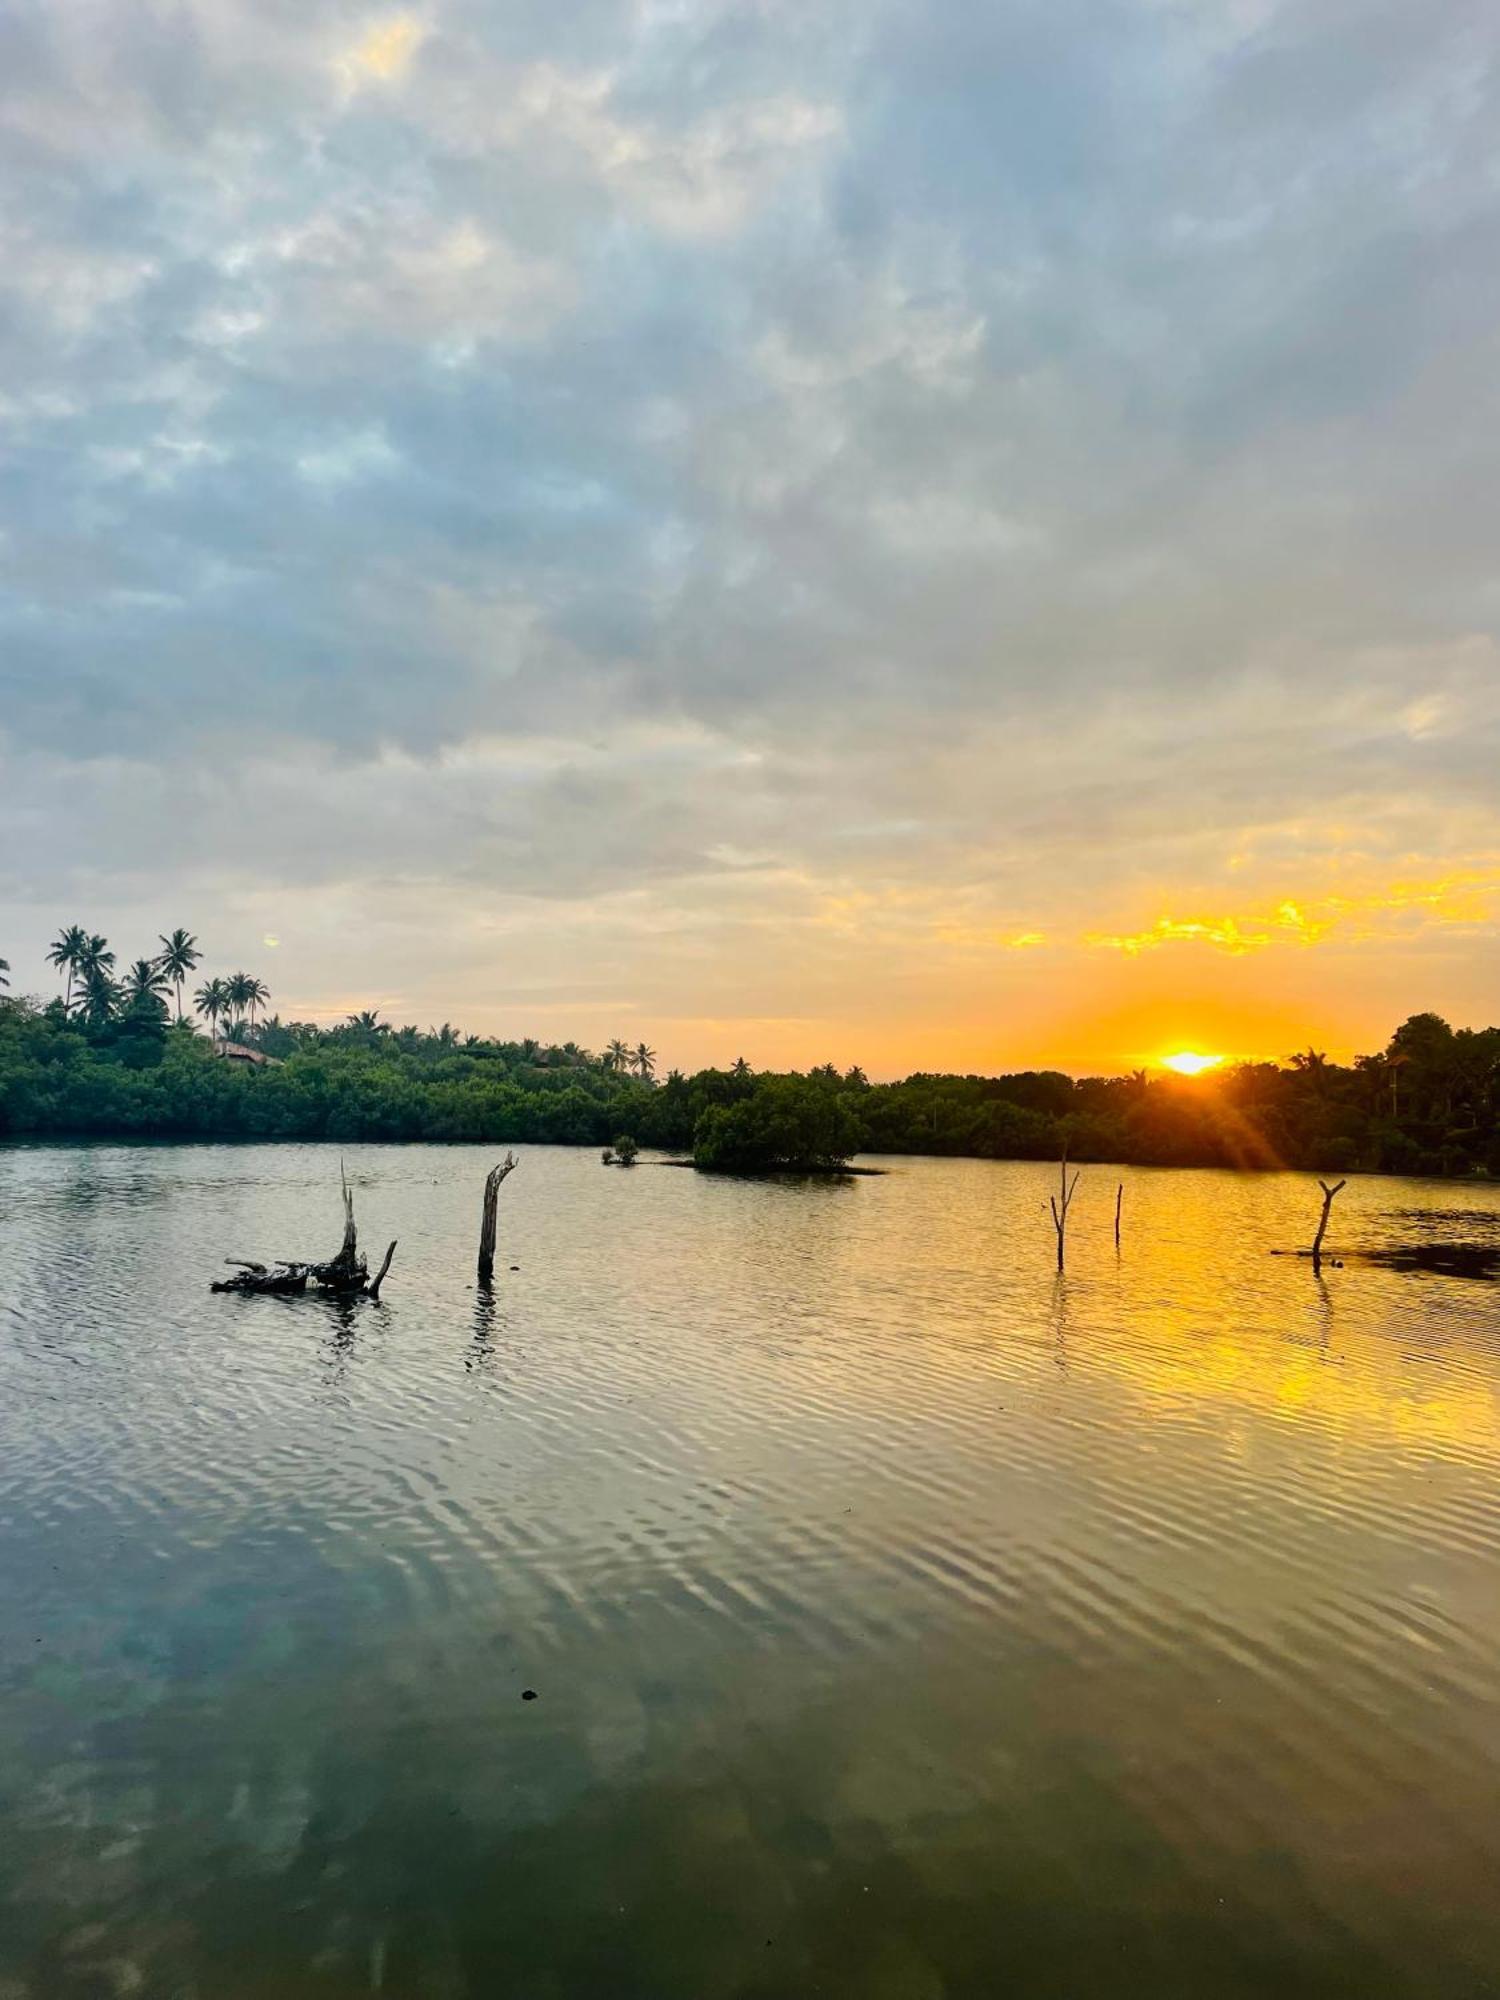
[223,877,1500,1080]
[7,850,1500,1081]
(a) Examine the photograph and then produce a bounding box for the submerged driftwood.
[212,1168,396,1300]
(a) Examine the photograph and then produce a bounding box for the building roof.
[212,1039,283,1068]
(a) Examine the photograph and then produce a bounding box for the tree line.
[41,926,273,1036]
[0,929,1497,1173]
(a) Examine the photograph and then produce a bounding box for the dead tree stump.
[478,1153,519,1287]
[1311,1178,1346,1272]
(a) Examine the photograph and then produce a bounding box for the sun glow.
[1161,1050,1223,1077]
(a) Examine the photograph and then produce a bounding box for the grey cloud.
[1,0,1499,1039]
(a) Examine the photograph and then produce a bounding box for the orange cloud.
[1084,869,1500,958]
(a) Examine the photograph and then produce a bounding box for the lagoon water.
[1,1142,1498,1998]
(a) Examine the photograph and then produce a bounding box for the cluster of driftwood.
[211,1170,396,1299]
[212,1154,523,1298]
[213,1147,1360,1296]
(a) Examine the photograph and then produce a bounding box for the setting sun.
[1161,1051,1224,1077]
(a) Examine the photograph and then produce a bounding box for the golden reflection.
[836,1166,1500,1467]
[1067,1203,1500,1460]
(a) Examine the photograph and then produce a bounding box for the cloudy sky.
[2,0,1498,1074]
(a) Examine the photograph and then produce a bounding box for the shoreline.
[0,1130,1491,1184]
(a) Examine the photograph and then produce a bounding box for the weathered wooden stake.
[1311,1178,1346,1272]
[368,1240,397,1301]
[477,1153,519,1287]
[1050,1152,1081,1272]
[1114,1183,1123,1250]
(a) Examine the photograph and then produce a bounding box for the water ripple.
[1,1142,1499,1995]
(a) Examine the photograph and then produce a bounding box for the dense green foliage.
[1,966,1497,1174]
[693,1076,863,1173]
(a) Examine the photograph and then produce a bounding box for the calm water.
[1,1145,1498,1998]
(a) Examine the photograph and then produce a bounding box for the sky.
[2,0,1499,1078]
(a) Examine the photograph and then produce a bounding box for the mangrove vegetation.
[1,928,1498,1175]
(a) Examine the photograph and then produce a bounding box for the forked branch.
[1311,1178,1346,1272]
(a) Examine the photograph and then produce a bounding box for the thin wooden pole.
[1114,1183,1122,1250]
[1050,1151,1081,1271]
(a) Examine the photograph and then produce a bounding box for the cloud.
[339,14,428,88]
[1081,876,1500,959]
[1,0,1499,1067]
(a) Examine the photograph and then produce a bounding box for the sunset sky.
[2,0,1498,1076]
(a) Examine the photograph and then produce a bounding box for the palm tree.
[68,935,117,1016]
[0,957,8,991]
[76,961,119,1025]
[123,958,171,1013]
[632,1042,657,1082]
[194,977,229,1039]
[731,1056,753,1080]
[75,934,115,992]
[245,977,270,1029]
[47,925,89,1010]
[155,929,201,1023]
[346,1010,386,1036]
[1289,1047,1331,1102]
[225,973,254,1030]
[605,1039,630,1073]
[1289,1048,1329,1073]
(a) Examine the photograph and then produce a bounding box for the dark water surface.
[2,1144,1498,1998]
